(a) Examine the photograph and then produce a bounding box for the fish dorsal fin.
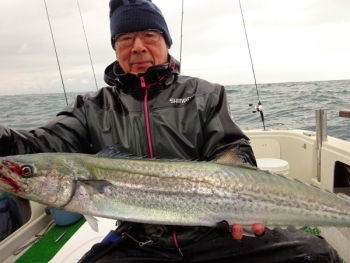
[96,143,140,159]
[96,143,191,162]
[215,147,253,168]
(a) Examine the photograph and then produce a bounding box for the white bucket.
[257,158,290,176]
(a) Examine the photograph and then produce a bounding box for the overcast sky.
[0,0,349,95]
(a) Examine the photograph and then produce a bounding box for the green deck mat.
[300,226,321,235]
[15,218,86,263]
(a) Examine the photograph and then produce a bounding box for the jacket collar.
[104,55,180,92]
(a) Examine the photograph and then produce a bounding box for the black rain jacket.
[0,55,256,166]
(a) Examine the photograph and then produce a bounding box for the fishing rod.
[77,0,98,91]
[43,0,68,105]
[179,0,184,74]
[238,0,266,130]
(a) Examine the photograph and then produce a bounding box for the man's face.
[115,31,169,75]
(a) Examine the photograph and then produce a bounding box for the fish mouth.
[0,172,10,186]
[0,168,21,191]
[0,165,6,178]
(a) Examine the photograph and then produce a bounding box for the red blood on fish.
[0,164,22,192]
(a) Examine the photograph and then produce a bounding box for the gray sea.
[0,79,349,142]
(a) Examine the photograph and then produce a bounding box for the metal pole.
[315,109,328,182]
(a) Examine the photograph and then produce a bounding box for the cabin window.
[333,161,350,196]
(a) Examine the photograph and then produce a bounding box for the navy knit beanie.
[109,0,172,49]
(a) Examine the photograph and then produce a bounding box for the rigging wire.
[43,0,68,105]
[238,0,266,130]
[179,0,184,74]
[77,0,98,91]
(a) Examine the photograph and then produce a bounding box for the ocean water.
[0,79,349,142]
[225,79,350,142]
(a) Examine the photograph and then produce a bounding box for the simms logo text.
[170,95,195,104]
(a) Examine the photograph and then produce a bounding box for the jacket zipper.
[140,76,154,158]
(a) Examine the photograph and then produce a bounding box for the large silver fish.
[1,147,350,231]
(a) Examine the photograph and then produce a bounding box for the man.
[0,0,341,262]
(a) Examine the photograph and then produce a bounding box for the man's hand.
[231,223,265,240]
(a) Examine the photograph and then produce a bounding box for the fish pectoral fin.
[241,225,268,237]
[84,214,99,232]
[241,226,256,237]
[79,180,114,194]
[96,143,139,159]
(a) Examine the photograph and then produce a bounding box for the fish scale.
[1,149,350,228]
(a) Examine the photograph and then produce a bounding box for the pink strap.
[172,230,180,248]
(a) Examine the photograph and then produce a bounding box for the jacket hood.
[104,55,180,91]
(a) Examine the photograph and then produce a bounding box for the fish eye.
[21,165,33,177]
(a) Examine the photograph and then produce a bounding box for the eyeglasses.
[114,29,163,48]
